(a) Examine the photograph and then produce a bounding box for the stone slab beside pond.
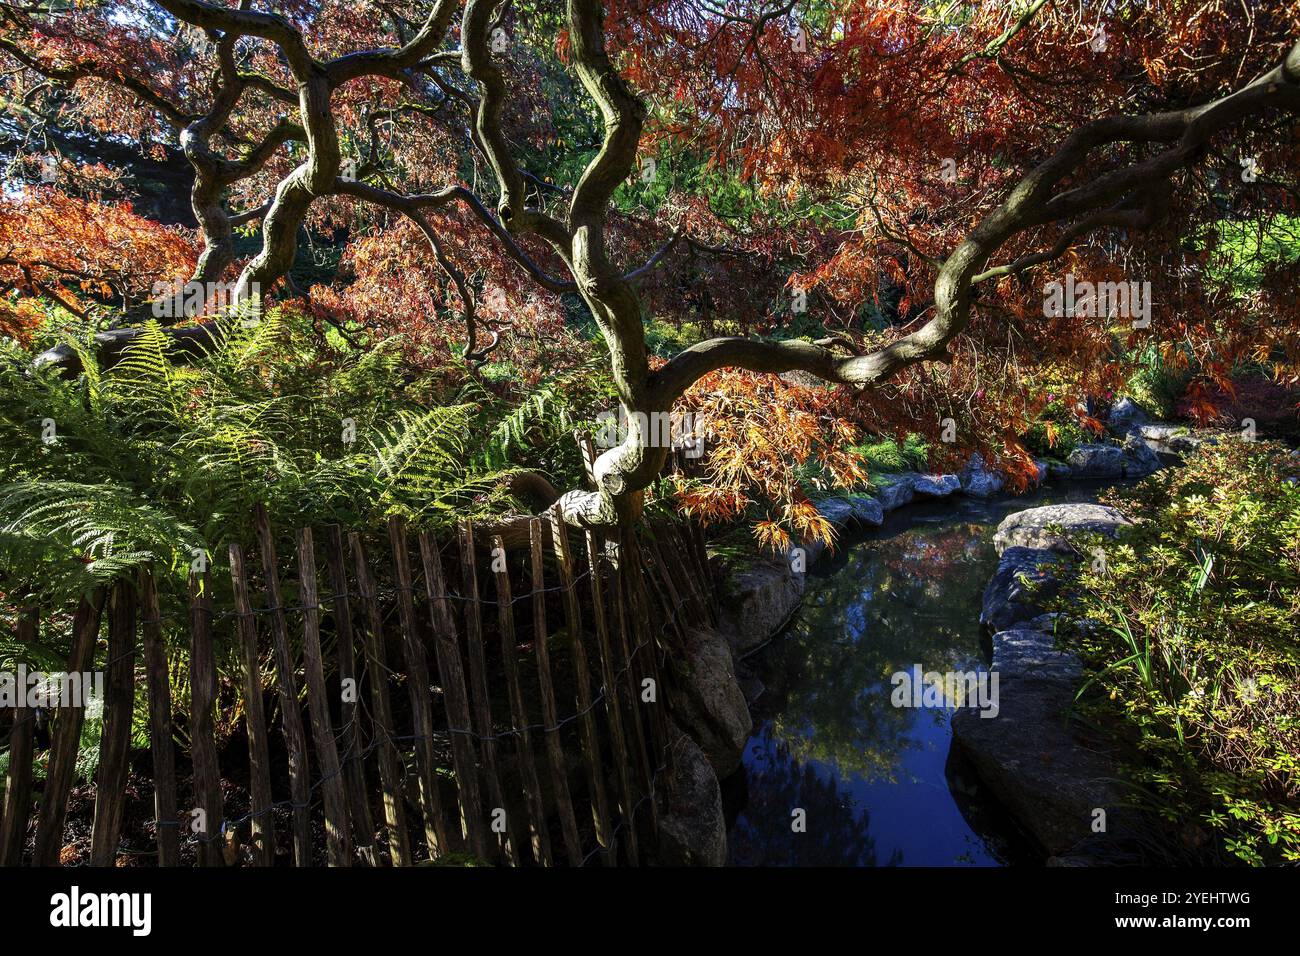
[1105,396,1149,435]
[816,497,856,528]
[952,627,1122,859]
[1137,423,1217,455]
[874,475,916,511]
[816,494,884,533]
[993,503,1133,555]
[989,626,1083,686]
[672,627,753,778]
[980,546,1061,633]
[875,471,963,508]
[656,722,727,866]
[1067,437,1168,478]
[959,499,1138,862]
[1066,442,1125,476]
[912,473,962,497]
[851,495,885,527]
[715,558,805,656]
[961,453,1006,498]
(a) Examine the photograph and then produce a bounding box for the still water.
[723,483,1111,866]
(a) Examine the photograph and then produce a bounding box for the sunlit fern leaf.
[203,303,282,374]
[104,319,185,423]
[371,405,475,502]
[394,470,525,524]
[452,366,494,406]
[57,327,106,412]
[479,378,578,469]
[0,479,198,582]
[194,429,303,504]
[110,319,171,383]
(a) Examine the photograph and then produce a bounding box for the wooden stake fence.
[0,507,715,867]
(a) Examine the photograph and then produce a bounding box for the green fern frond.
[372,405,474,499]
[203,303,282,373]
[479,378,577,469]
[0,479,198,588]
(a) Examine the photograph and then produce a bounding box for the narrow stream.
[722,481,1117,866]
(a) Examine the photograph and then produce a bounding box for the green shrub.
[1021,400,1090,459]
[644,318,712,358]
[1126,344,1193,419]
[853,434,929,474]
[1057,441,1300,864]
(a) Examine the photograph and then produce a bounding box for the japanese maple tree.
[2,0,1296,540]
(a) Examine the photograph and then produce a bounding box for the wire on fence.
[2,518,710,867]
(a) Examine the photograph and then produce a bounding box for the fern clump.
[0,302,615,770]
[0,306,602,609]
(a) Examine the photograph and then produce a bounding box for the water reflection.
[725,486,1109,866]
[727,723,897,866]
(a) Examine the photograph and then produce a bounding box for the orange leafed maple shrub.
[672,368,868,551]
[0,188,197,339]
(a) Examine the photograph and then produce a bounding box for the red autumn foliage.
[0,1,1296,535]
[0,189,197,339]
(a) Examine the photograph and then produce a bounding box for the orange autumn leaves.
[610,0,1300,462]
[672,368,868,553]
[0,189,197,339]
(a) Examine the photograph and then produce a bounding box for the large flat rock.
[1066,442,1126,477]
[672,627,753,777]
[912,473,961,497]
[1137,423,1217,455]
[817,494,885,532]
[1105,397,1149,435]
[716,557,805,655]
[874,472,961,510]
[961,453,1006,498]
[850,495,885,526]
[1066,438,1168,479]
[990,627,1082,686]
[874,474,916,511]
[980,546,1061,632]
[1121,434,1164,477]
[993,503,1132,555]
[953,627,1122,857]
[656,723,727,866]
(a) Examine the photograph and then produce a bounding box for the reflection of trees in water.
[730,722,901,866]
[752,519,997,785]
[733,491,1107,864]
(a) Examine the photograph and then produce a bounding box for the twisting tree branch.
[651,38,1300,409]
